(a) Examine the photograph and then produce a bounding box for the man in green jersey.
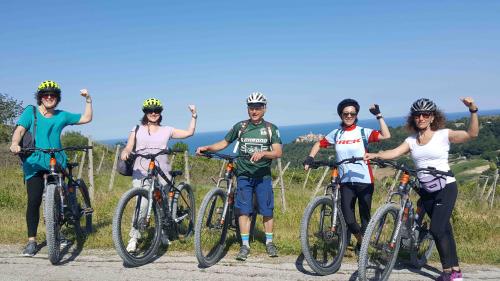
[196,92,282,261]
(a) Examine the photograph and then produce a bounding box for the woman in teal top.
[10,80,93,257]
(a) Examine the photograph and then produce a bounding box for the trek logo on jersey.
[336,138,361,145]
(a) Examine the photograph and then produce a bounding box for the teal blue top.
[17,105,81,180]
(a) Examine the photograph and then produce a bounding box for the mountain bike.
[358,159,452,281]
[194,152,258,268]
[112,148,195,267]
[20,146,94,265]
[300,156,364,275]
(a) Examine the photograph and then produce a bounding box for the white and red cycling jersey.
[320,124,380,184]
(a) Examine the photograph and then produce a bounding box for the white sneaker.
[126,239,137,253]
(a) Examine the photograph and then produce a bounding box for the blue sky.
[1,1,499,140]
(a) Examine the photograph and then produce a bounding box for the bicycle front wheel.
[172,183,195,240]
[358,203,402,281]
[194,188,229,268]
[112,187,162,267]
[45,183,62,265]
[300,196,348,275]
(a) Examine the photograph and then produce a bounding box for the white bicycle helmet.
[411,98,436,113]
[246,92,267,105]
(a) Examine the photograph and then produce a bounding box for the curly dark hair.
[405,109,446,133]
[141,114,162,125]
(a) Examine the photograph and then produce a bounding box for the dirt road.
[1,245,498,280]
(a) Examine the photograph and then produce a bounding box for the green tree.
[173,141,189,152]
[0,93,24,125]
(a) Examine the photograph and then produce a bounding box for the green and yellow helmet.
[37,80,61,95]
[142,98,163,113]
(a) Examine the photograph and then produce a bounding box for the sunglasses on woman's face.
[41,93,57,99]
[145,108,162,114]
[413,112,432,119]
[342,111,357,118]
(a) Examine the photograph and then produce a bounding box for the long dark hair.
[405,109,446,133]
[141,114,162,125]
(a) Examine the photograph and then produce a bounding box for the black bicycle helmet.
[337,98,360,116]
[411,98,436,113]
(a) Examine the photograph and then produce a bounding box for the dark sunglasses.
[41,93,58,99]
[413,112,432,118]
[145,108,163,114]
[342,111,357,117]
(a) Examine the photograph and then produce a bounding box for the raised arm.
[364,141,410,160]
[369,104,391,140]
[77,89,93,124]
[172,105,197,139]
[448,97,479,144]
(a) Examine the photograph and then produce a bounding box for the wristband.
[469,107,478,113]
[376,115,383,120]
[192,114,198,119]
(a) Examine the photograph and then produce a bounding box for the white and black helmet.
[246,92,267,105]
[411,98,436,113]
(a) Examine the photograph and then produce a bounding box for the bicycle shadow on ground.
[350,261,441,280]
[293,253,325,277]
[58,233,90,265]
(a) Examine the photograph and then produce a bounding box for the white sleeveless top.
[405,129,456,184]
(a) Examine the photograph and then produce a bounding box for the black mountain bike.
[194,152,257,268]
[112,148,195,267]
[300,156,364,275]
[20,146,93,265]
[358,159,452,281]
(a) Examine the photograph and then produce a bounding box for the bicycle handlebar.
[309,156,365,169]
[19,146,93,154]
[198,151,246,161]
[131,148,184,159]
[369,158,453,177]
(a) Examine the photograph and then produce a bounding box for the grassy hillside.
[1,143,499,265]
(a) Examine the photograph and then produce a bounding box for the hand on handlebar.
[364,153,378,161]
[196,146,209,156]
[303,156,314,171]
[10,144,21,154]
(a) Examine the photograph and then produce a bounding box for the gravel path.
[1,245,499,281]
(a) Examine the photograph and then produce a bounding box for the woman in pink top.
[120,97,197,252]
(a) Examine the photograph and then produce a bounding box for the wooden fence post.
[312,166,329,199]
[77,149,87,179]
[87,137,95,201]
[275,158,288,212]
[302,168,312,189]
[184,151,190,184]
[480,176,490,199]
[219,160,227,178]
[487,171,498,208]
[96,149,106,175]
[108,145,120,191]
[273,160,290,188]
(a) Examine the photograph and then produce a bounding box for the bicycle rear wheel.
[45,183,62,265]
[410,219,434,268]
[300,196,348,275]
[194,188,229,268]
[74,179,93,238]
[358,203,402,281]
[172,183,195,240]
[112,187,162,267]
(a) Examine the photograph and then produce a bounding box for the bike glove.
[303,156,315,167]
[369,104,381,116]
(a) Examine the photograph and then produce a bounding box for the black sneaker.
[22,241,37,257]
[266,242,278,257]
[235,245,250,261]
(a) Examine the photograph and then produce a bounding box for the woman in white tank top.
[365,97,479,281]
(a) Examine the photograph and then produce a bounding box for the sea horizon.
[100,109,500,154]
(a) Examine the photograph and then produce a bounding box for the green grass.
[1,154,499,265]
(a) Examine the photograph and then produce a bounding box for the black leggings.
[340,183,374,236]
[420,182,459,269]
[26,174,45,238]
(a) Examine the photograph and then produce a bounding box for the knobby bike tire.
[45,183,62,265]
[172,183,195,240]
[194,188,229,268]
[112,187,162,267]
[358,203,402,281]
[410,222,435,268]
[300,196,348,275]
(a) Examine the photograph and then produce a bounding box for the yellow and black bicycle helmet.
[37,80,61,94]
[142,98,163,113]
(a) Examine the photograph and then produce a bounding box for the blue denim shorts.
[235,176,274,217]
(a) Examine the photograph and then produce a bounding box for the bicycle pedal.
[82,207,94,214]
